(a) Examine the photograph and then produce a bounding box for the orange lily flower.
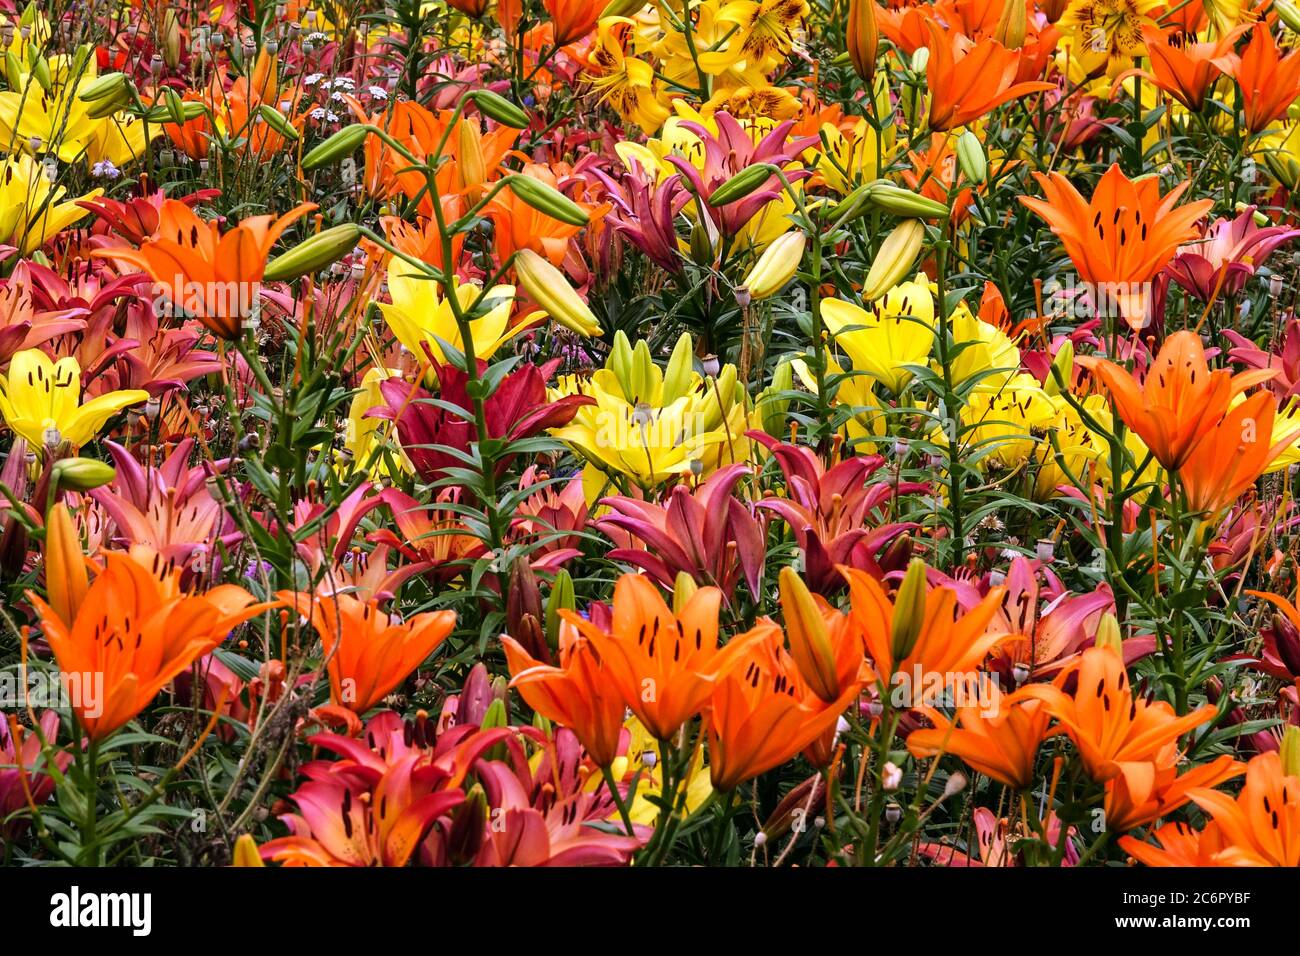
[287,591,456,714]
[92,199,315,340]
[706,620,859,791]
[1139,25,1245,113]
[906,689,1054,790]
[563,574,763,741]
[543,0,604,46]
[501,623,626,767]
[1020,645,1219,803]
[1075,330,1275,471]
[1104,754,1242,833]
[778,566,866,705]
[1020,165,1212,330]
[1179,390,1297,516]
[1185,751,1300,866]
[923,22,1053,131]
[486,164,603,266]
[1214,24,1300,134]
[842,565,1006,703]
[1119,820,1230,866]
[28,548,278,741]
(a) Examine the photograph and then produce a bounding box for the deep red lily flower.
[750,431,925,595]
[376,358,593,485]
[0,711,73,840]
[594,463,765,601]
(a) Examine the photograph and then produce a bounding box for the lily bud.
[263,224,360,281]
[468,89,530,128]
[161,7,182,68]
[514,248,601,337]
[758,357,793,436]
[689,219,717,266]
[1045,339,1075,395]
[993,0,1026,49]
[505,175,589,226]
[708,163,777,206]
[1277,0,1300,33]
[1281,726,1300,779]
[457,119,487,192]
[43,502,88,628]
[545,568,575,653]
[231,834,265,867]
[1269,611,1300,677]
[601,0,648,17]
[50,457,116,491]
[742,230,805,300]
[864,182,950,219]
[662,332,695,403]
[446,784,488,864]
[1093,612,1123,656]
[79,70,131,102]
[890,558,929,663]
[506,557,550,663]
[845,0,879,84]
[302,124,369,171]
[672,571,698,615]
[956,129,987,185]
[862,219,924,301]
[779,566,840,702]
[257,103,300,141]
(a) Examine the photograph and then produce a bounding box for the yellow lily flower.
[342,366,409,479]
[0,154,101,255]
[1034,393,1111,499]
[823,273,936,396]
[951,372,1055,474]
[0,350,148,453]
[550,331,752,487]
[610,716,713,824]
[380,257,519,370]
[946,303,1021,388]
[793,352,888,453]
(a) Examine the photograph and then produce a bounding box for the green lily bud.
[468,89,530,129]
[890,558,929,662]
[545,568,575,654]
[708,163,777,206]
[51,457,116,492]
[257,103,300,141]
[506,175,589,227]
[302,124,369,171]
[263,224,360,281]
[956,130,987,185]
[865,182,950,219]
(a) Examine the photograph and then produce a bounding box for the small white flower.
[367,85,388,100]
